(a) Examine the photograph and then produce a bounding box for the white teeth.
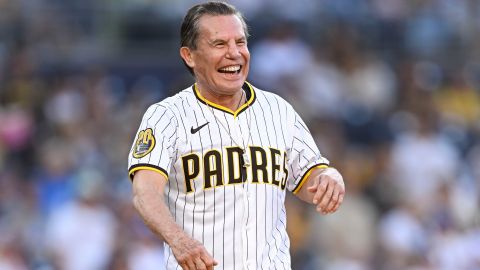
[220,65,240,72]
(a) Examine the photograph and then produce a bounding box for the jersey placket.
[234,112,254,270]
[219,111,248,270]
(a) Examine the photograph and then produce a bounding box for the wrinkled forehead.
[197,14,247,40]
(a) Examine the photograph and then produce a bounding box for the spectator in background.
[250,20,313,92]
[312,147,378,270]
[387,103,461,207]
[34,138,77,216]
[378,197,429,270]
[44,169,117,270]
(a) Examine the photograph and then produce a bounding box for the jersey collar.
[193,82,256,118]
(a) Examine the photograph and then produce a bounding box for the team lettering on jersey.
[181,146,289,193]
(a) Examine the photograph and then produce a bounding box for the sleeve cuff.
[128,164,169,181]
[292,163,329,194]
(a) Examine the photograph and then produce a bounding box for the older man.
[128,2,345,269]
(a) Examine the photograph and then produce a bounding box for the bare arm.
[132,170,217,270]
[294,167,345,214]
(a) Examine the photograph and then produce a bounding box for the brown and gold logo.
[132,128,156,158]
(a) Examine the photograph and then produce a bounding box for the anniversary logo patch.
[132,128,156,158]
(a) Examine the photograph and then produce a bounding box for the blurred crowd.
[0,0,479,269]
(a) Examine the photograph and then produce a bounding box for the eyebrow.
[209,37,246,44]
[209,39,226,45]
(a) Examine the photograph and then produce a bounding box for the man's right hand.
[170,232,218,270]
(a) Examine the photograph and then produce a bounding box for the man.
[128,2,345,269]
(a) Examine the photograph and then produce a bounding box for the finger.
[200,252,217,269]
[330,190,345,213]
[317,181,334,213]
[180,262,191,270]
[185,259,196,270]
[312,178,329,204]
[194,257,208,270]
[325,185,341,212]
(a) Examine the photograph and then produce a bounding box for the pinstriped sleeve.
[286,111,329,193]
[127,103,178,181]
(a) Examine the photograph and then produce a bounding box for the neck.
[196,84,245,111]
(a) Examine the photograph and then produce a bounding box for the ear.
[180,47,195,69]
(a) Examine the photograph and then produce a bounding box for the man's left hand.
[307,167,345,215]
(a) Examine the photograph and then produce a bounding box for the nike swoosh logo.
[191,122,209,134]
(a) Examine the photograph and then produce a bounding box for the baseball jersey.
[128,82,329,270]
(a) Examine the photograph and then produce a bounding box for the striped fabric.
[128,82,329,270]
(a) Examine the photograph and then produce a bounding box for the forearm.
[132,171,185,245]
[132,170,217,268]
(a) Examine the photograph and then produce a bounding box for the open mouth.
[218,65,242,74]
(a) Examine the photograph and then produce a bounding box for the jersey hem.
[292,163,329,194]
[128,164,169,181]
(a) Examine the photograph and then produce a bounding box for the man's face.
[182,14,250,96]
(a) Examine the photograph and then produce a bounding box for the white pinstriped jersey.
[128,82,329,270]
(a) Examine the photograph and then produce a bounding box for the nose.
[226,41,241,59]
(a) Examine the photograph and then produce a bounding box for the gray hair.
[180,1,249,74]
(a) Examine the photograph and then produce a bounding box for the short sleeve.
[286,111,329,193]
[127,104,178,181]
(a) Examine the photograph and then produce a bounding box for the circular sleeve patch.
[132,128,156,158]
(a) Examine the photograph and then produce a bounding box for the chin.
[215,77,243,89]
[226,81,245,92]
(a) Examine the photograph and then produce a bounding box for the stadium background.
[0,0,479,269]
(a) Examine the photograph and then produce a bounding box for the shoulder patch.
[132,128,156,158]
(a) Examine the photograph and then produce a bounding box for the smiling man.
[127,2,345,270]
